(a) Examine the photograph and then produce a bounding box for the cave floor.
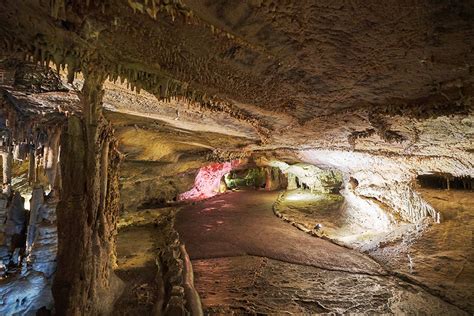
[175,190,466,315]
[369,188,474,313]
[113,223,162,315]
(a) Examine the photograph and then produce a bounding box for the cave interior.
[0,0,473,315]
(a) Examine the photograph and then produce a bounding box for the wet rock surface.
[176,191,383,275]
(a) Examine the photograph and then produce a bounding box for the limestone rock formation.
[0,0,472,314]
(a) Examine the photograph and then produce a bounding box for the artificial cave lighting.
[284,190,324,202]
[179,160,241,200]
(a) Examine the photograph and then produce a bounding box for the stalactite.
[2,151,13,193]
[28,144,35,184]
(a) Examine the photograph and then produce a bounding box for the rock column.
[287,173,298,190]
[52,66,122,315]
[2,150,12,194]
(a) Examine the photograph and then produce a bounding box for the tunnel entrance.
[224,167,266,190]
[417,174,473,190]
[223,166,288,191]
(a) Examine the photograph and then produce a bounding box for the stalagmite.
[26,186,44,253]
[4,192,26,250]
[44,130,61,196]
[28,143,35,184]
[2,151,12,195]
[287,173,298,190]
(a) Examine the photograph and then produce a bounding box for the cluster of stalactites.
[0,99,62,193]
[1,35,81,85]
[48,0,193,21]
[127,0,192,20]
[2,13,272,144]
[2,35,270,143]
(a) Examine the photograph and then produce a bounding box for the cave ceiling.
[0,0,473,160]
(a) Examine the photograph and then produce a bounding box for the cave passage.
[0,0,473,314]
[417,174,474,190]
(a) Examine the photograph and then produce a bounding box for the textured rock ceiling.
[0,0,473,157]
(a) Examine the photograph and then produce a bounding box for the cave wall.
[119,161,197,210]
[296,149,468,223]
[179,160,241,200]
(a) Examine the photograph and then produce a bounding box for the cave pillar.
[52,67,122,315]
[265,167,281,191]
[287,173,298,190]
[264,167,272,190]
[2,149,12,195]
[27,143,35,184]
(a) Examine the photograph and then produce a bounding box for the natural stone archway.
[53,67,122,315]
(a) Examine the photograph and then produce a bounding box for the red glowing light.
[179,160,240,200]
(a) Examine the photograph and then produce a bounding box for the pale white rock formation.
[298,149,442,223]
[0,186,57,315]
[0,271,53,315]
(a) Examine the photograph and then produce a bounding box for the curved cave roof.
[0,0,472,157]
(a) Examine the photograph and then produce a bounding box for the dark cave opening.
[417,174,473,190]
[224,166,286,191]
[349,177,359,190]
